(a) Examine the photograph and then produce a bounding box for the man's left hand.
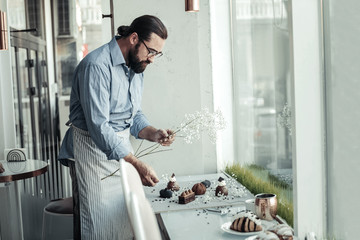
[154,129,175,146]
[139,126,176,146]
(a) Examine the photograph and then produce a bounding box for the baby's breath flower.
[102,108,226,180]
[181,108,226,144]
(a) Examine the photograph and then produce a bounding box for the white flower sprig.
[101,108,226,180]
[133,107,226,159]
[181,108,226,144]
[277,103,292,135]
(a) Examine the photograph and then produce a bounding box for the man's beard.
[129,43,150,74]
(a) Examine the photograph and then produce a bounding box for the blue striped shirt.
[58,37,150,166]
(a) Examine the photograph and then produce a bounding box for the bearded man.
[58,15,175,240]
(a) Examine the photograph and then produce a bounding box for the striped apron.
[72,126,134,240]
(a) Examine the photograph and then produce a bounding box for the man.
[58,15,174,239]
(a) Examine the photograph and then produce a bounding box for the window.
[53,0,111,140]
[232,0,293,179]
[230,0,294,224]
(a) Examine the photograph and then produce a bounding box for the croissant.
[255,231,280,240]
[268,224,294,240]
[230,217,262,232]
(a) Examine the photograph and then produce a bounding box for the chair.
[119,159,146,210]
[119,159,161,240]
[41,197,74,240]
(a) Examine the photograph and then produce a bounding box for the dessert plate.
[244,236,258,240]
[221,222,263,236]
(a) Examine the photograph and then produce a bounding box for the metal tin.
[255,193,277,220]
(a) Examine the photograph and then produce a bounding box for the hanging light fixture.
[0,10,8,50]
[185,0,200,12]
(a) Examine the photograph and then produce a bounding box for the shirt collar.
[110,36,126,66]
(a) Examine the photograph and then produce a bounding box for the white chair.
[119,159,146,210]
[41,197,74,240]
[119,159,161,240]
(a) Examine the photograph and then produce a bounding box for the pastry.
[215,177,228,196]
[192,183,206,195]
[178,189,195,204]
[201,180,211,188]
[255,231,280,240]
[268,224,294,240]
[159,188,173,198]
[230,212,262,232]
[167,173,180,191]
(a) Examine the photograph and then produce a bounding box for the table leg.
[0,182,24,240]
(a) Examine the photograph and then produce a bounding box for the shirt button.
[132,98,135,102]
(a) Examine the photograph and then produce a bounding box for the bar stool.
[41,197,74,240]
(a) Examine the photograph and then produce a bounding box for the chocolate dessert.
[201,180,211,188]
[159,188,173,198]
[178,189,195,204]
[192,183,206,195]
[215,177,228,196]
[167,173,180,191]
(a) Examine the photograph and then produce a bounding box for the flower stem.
[137,149,173,159]
[101,168,120,181]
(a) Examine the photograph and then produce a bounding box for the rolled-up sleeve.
[130,109,150,138]
[79,63,130,160]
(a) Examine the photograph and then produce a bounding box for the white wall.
[0,1,16,156]
[324,0,360,239]
[291,0,326,238]
[209,0,235,171]
[114,0,218,176]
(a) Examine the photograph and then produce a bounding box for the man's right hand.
[123,153,159,187]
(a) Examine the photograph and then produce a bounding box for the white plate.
[221,222,262,236]
[244,236,258,240]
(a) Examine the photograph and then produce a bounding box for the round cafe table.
[0,159,48,182]
[0,159,48,240]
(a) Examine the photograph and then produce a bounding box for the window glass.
[8,0,27,29]
[54,0,109,141]
[230,0,294,223]
[55,0,105,96]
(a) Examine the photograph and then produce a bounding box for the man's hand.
[153,129,175,146]
[139,126,176,146]
[124,153,159,187]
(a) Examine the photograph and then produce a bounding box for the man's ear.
[129,32,138,45]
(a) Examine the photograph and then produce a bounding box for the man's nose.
[147,56,155,63]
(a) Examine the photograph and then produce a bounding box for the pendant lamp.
[0,11,8,50]
[185,0,200,12]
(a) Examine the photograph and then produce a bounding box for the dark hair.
[117,15,168,41]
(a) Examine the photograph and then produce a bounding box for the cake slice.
[178,189,195,204]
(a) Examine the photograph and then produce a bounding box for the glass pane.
[11,47,22,148]
[27,0,45,38]
[230,0,294,225]
[56,0,105,96]
[7,0,26,29]
[30,50,42,159]
[55,0,108,141]
[17,48,34,158]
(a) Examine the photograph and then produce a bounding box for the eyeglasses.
[140,39,163,58]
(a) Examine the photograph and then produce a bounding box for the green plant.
[225,164,294,227]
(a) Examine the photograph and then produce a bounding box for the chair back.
[129,192,162,240]
[119,159,161,240]
[120,159,146,209]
